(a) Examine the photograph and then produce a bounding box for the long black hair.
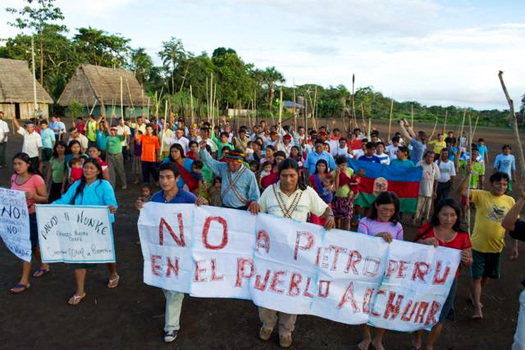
[12,152,38,175]
[368,191,400,225]
[314,159,328,174]
[414,198,463,241]
[67,140,82,155]
[71,158,104,204]
[168,143,186,162]
[52,141,68,158]
[278,159,307,191]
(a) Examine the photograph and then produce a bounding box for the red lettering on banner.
[386,260,398,277]
[412,262,431,282]
[288,272,302,296]
[255,270,271,291]
[315,247,322,266]
[151,254,162,276]
[398,261,410,278]
[363,257,380,277]
[235,258,254,287]
[345,250,362,275]
[425,301,441,326]
[414,301,429,324]
[330,245,347,271]
[362,288,375,314]
[159,214,185,246]
[211,258,224,281]
[401,301,418,322]
[383,292,404,320]
[270,270,286,294]
[294,231,314,260]
[432,261,451,285]
[371,290,385,317]
[318,280,330,298]
[303,277,315,298]
[166,257,179,277]
[202,216,228,250]
[194,259,207,282]
[255,230,270,253]
[337,282,360,312]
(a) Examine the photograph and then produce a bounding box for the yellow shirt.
[471,190,515,253]
[428,140,447,155]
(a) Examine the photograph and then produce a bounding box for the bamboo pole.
[442,111,448,135]
[190,85,194,127]
[120,76,124,119]
[126,78,137,124]
[278,88,283,127]
[313,87,318,130]
[498,70,525,180]
[351,74,356,130]
[31,37,38,113]
[360,103,366,132]
[430,116,439,140]
[293,78,297,129]
[471,115,480,142]
[388,98,394,141]
[458,109,467,157]
[304,91,308,134]
[466,114,473,234]
[367,118,372,140]
[411,104,414,128]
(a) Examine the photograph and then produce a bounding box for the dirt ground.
[0,123,524,349]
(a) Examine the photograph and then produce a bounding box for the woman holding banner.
[53,158,119,305]
[412,198,472,350]
[248,159,335,348]
[356,191,404,350]
[9,153,49,293]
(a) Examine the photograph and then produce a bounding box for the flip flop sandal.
[68,293,86,306]
[32,267,50,278]
[107,275,120,289]
[10,283,31,294]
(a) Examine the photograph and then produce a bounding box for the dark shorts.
[471,250,501,280]
[439,278,457,323]
[332,196,353,219]
[42,148,53,162]
[29,213,39,248]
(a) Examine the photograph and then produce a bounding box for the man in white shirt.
[13,117,42,171]
[170,128,190,152]
[49,115,66,141]
[386,136,400,160]
[376,142,390,165]
[0,111,10,168]
[415,151,440,223]
[276,134,293,157]
[67,127,89,153]
[434,148,456,205]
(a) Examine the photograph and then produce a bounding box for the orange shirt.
[137,134,160,162]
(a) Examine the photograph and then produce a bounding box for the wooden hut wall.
[0,102,49,120]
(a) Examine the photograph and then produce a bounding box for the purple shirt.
[357,217,404,241]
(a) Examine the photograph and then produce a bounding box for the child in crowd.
[209,177,222,207]
[259,161,272,188]
[249,160,259,174]
[190,160,207,198]
[69,158,84,183]
[135,184,154,245]
[321,174,334,204]
[333,155,355,230]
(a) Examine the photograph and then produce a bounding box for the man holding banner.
[249,159,335,348]
[136,162,208,343]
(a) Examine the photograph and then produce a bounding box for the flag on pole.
[348,159,422,213]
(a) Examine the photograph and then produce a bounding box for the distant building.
[0,58,53,120]
[58,64,148,118]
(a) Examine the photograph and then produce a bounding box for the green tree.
[159,37,186,94]
[212,48,254,107]
[129,47,153,84]
[6,0,65,85]
[73,27,130,67]
[262,67,285,110]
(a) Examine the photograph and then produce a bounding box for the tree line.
[0,0,521,128]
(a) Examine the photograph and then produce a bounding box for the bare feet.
[371,339,385,350]
[357,338,371,350]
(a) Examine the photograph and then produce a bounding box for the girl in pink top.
[9,152,48,294]
[357,191,404,350]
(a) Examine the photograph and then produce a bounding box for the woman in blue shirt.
[54,158,119,305]
[163,143,194,189]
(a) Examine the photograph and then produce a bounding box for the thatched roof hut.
[58,65,147,117]
[0,58,53,119]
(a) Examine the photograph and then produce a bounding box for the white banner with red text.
[138,203,460,332]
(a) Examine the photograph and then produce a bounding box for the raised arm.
[199,142,222,176]
[502,188,525,232]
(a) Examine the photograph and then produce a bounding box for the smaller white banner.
[36,205,115,263]
[0,188,31,262]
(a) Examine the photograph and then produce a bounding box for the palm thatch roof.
[0,58,53,104]
[57,64,147,107]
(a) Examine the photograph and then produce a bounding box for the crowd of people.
[0,108,523,349]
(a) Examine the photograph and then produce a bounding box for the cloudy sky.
[1,0,524,110]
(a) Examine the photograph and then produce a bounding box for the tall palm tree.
[263,67,285,111]
[158,37,186,94]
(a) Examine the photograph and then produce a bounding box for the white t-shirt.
[117,125,131,147]
[386,144,398,159]
[335,146,349,157]
[327,139,339,156]
[259,183,328,222]
[18,128,42,158]
[416,161,440,197]
[0,119,9,142]
[68,134,89,152]
[353,149,364,159]
[377,153,390,165]
[435,159,456,183]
